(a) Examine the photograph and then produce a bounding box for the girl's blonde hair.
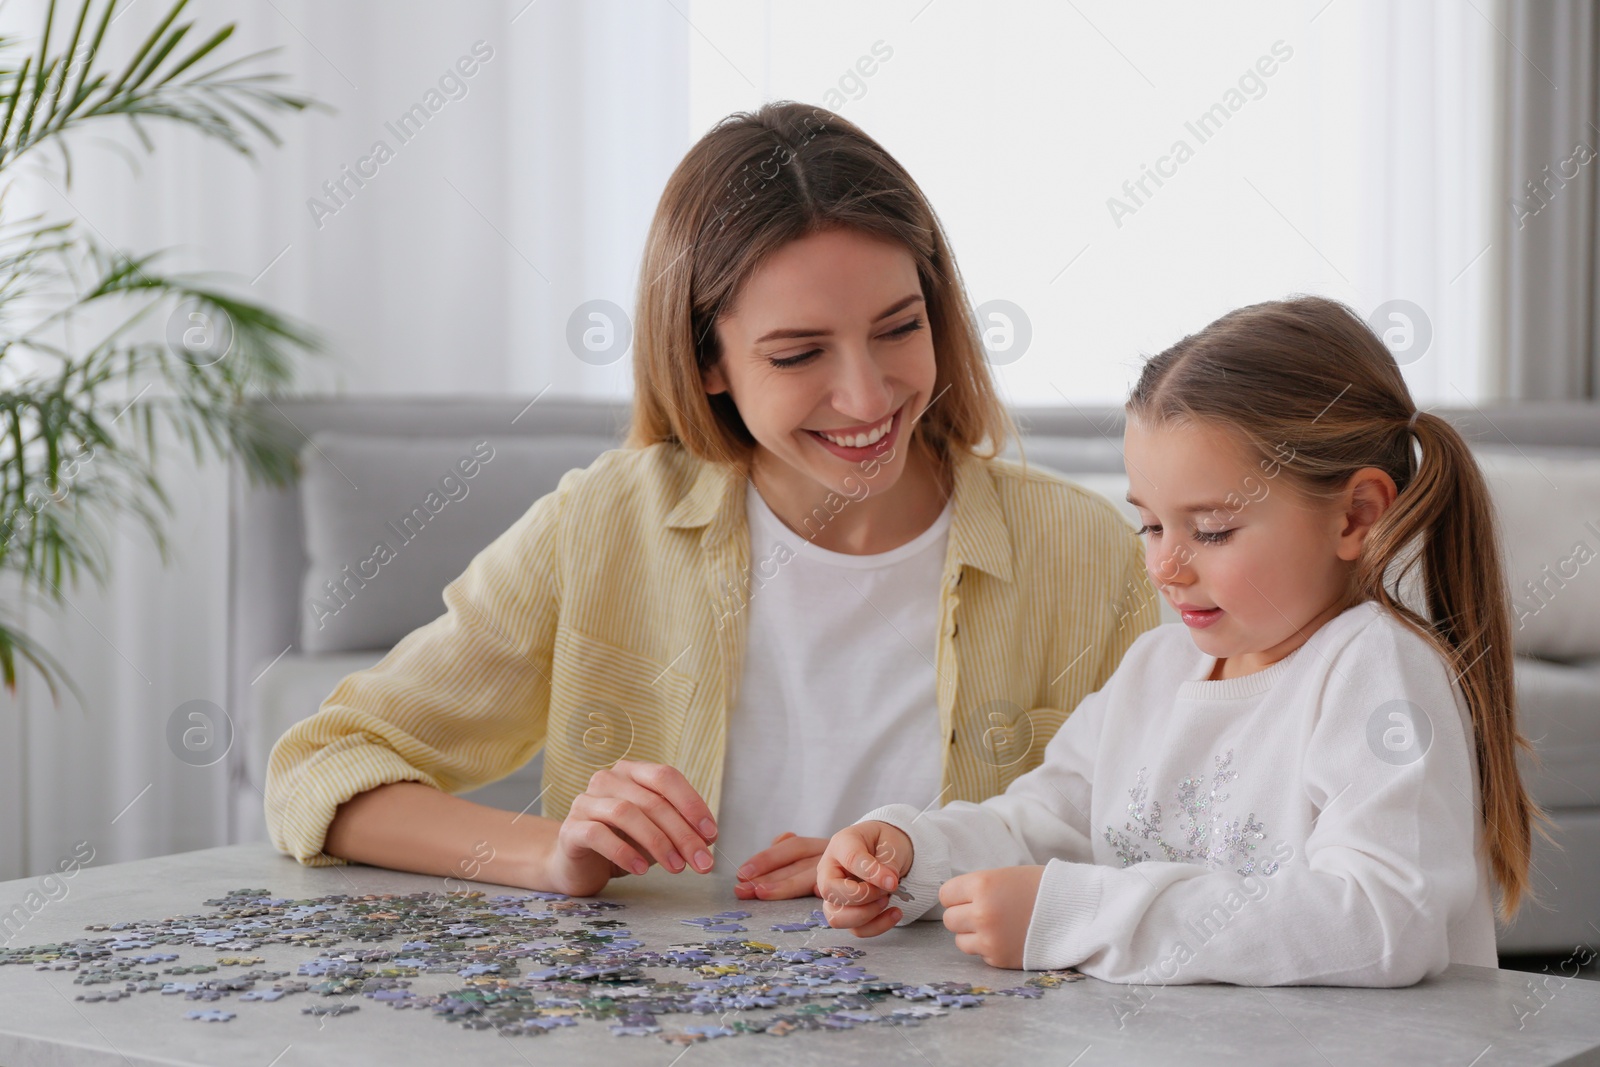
[1127,295,1549,924]
[626,101,1012,471]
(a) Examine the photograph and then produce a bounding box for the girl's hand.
[818,821,913,937]
[733,831,829,900]
[939,866,1047,969]
[546,760,719,896]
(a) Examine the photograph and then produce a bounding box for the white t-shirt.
[863,599,1500,985]
[714,482,953,872]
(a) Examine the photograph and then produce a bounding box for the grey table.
[0,844,1597,1066]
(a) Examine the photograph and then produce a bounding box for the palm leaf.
[0,0,321,704]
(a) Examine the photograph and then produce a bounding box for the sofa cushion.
[1477,450,1600,662]
[298,433,617,653]
[1514,654,1600,810]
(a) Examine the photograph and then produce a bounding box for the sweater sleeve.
[857,679,1113,925]
[1019,619,1486,986]
[264,475,565,866]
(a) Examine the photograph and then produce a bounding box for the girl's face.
[703,227,938,507]
[1122,416,1393,678]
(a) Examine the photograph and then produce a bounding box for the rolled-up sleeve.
[264,476,565,865]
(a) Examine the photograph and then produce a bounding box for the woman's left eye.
[884,317,924,339]
[1194,529,1234,544]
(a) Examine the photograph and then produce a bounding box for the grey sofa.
[228,397,1600,955]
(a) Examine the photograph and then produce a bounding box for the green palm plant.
[0,0,319,703]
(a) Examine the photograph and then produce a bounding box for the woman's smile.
[804,400,907,459]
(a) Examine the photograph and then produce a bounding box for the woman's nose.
[831,347,894,422]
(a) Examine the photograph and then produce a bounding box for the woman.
[265,101,1160,898]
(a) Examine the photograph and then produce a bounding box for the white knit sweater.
[860,600,1500,985]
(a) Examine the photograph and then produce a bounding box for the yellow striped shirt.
[265,442,1161,865]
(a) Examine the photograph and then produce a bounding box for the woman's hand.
[544,760,720,897]
[818,821,913,937]
[938,866,1046,969]
[733,831,829,900]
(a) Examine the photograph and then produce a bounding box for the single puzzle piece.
[935,993,984,1008]
[185,1010,236,1022]
[1026,969,1086,989]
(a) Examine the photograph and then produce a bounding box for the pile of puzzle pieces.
[0,886,1084,1045]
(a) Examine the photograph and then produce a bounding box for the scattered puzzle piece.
[0,884,1087,1042]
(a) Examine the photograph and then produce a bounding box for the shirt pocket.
[548,626,698,778]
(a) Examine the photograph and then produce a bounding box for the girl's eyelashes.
[764,317,925,369]
[1134,523,1235,545]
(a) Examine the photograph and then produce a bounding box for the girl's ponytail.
[1361,409,1548,923]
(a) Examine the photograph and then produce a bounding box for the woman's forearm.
[322,781,560,890]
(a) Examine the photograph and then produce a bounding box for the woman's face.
[704,227,938,504]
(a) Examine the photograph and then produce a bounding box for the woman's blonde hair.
[626,101,1012,471]
[1127,295,1550,923]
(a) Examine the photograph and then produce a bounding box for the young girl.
[818,296,1548,986]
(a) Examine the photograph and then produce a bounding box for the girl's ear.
[702,361,730,396]
[1336,467,1398,561]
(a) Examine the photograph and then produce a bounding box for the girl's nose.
[1152,543,1194,584]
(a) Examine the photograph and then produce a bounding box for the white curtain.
[0,0,688,880]
[1500,0,1599,400]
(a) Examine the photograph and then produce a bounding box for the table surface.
[0,844,1597,1067]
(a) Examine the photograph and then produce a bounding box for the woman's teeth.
[816,414,893,448]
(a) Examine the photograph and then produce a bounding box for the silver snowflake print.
[1102,749,1278,876]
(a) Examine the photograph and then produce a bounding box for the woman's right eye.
[1135,524,1161,536]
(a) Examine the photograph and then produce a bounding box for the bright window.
[687,0,1500,405]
